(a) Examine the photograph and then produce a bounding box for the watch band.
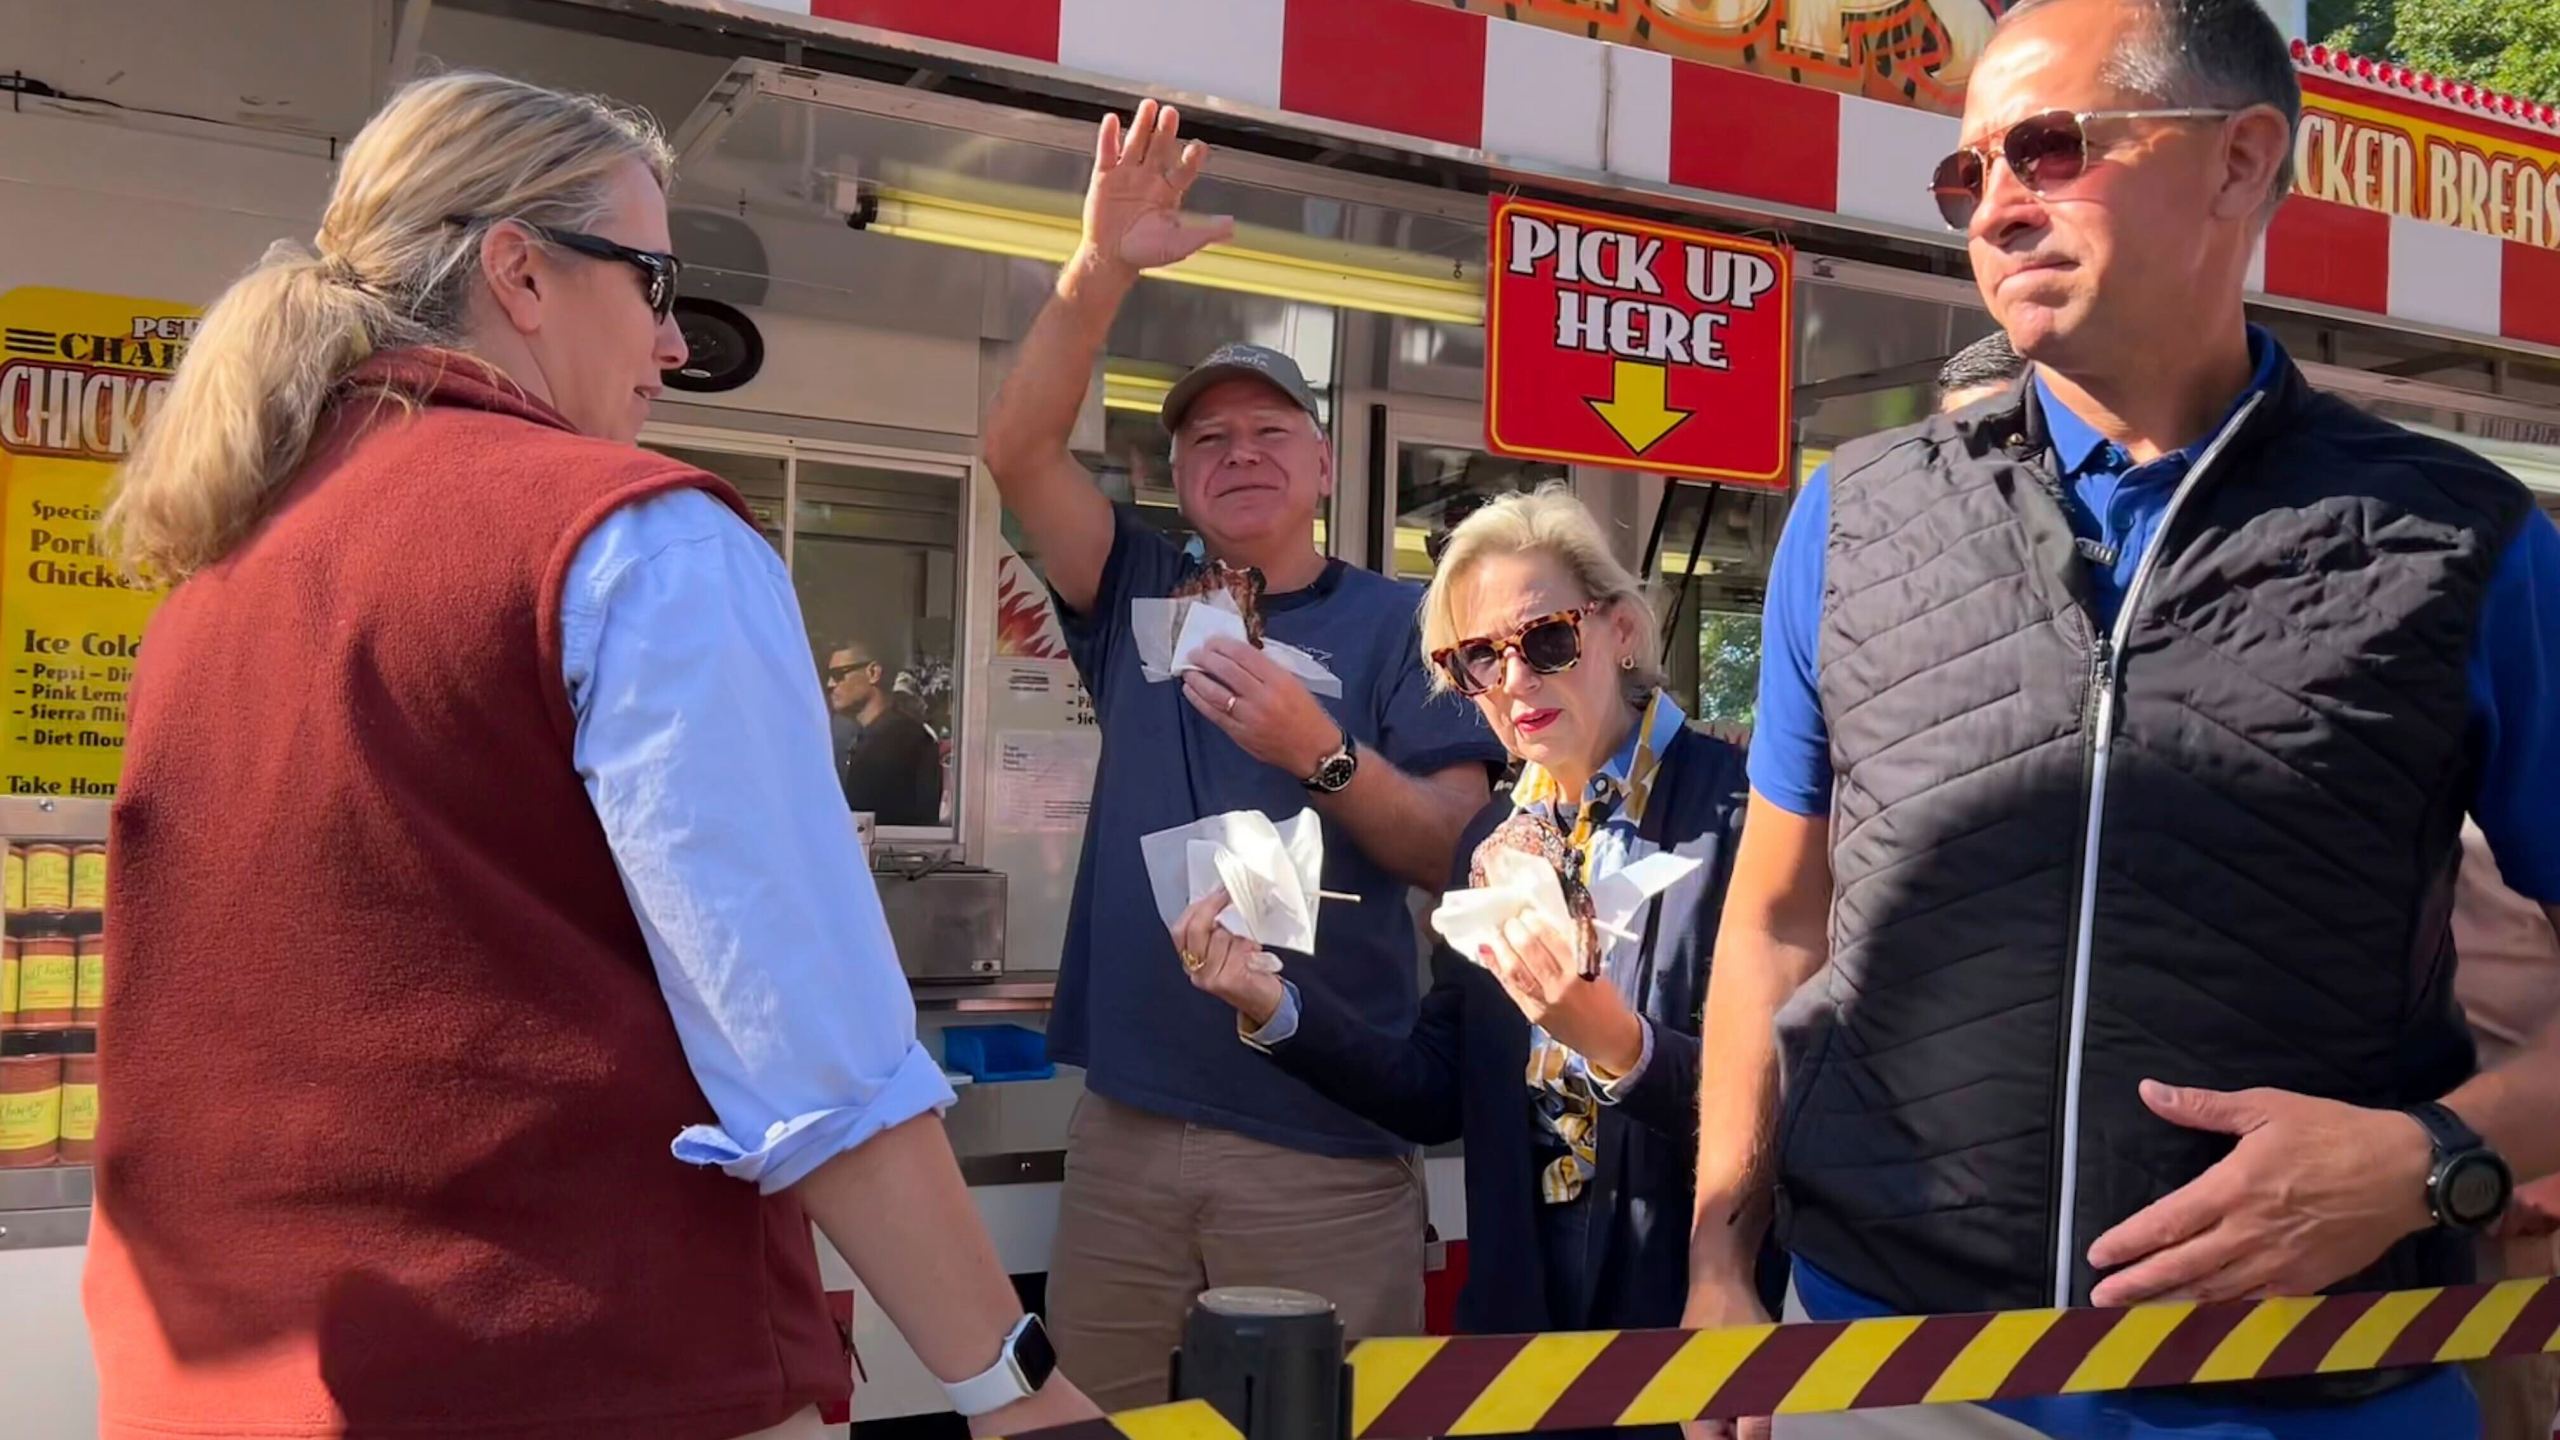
[944,1315,1039,1417]
[2405,1100,2485,1156]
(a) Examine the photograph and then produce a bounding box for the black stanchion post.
[1169,1287,1350,1440]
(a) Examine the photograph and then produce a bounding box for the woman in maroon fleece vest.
[89,72,1094,1440]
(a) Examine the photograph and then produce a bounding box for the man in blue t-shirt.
[1685,3,2560,1439]
[984,101,1505,1413]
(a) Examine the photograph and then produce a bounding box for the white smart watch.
[943,1313,1057,1417]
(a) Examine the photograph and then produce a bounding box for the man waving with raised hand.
[984,100,1506,1413]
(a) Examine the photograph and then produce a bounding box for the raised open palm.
[1083,98,1234,272]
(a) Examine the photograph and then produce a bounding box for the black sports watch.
[2404,1100,2512,1232]
[1302,730,1358,794]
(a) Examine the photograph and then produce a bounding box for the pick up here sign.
[1485,198,1794,485]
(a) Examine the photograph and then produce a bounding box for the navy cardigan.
[1262,725,1781,1334]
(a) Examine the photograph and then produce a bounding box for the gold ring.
[1181,949,1204,973]
[1225,694,1238,715]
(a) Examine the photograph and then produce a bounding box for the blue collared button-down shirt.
[561,487,955,1195]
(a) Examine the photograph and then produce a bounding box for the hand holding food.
[1476,904,1645,1076]
[1471,812,1601,979]
[1170,886,1287,1031]
[1182,636,1343,780]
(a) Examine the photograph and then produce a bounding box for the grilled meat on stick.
[1170,560,1268,647]
[1470,811,1601,980]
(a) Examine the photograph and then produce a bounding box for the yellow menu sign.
[0,286,196,797]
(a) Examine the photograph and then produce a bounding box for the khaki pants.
[1047,1093,1427,1414]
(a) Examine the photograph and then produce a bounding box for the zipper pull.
[2084,634,2112,731]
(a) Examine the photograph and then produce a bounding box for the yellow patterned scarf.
[1508,690,1679,1204]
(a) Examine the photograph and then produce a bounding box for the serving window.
[645,429,968,837]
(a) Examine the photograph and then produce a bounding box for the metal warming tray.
[875,861,1006,979]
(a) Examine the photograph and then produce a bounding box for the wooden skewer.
[1577,919,1643,982]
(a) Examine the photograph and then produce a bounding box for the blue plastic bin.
[941,1023,1056,1083]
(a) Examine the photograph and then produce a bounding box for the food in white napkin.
[1129,592,1344,698]
[1139,808,1325,955]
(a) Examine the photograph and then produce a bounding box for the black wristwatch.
[1302,730,1357,793]
[2405,1101,2512,1232]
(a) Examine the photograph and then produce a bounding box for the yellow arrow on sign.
[1588,359,1691,454]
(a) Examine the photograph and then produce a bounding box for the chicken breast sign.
[1485,198,1793,485]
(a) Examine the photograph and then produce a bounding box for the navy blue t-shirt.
[1047,506,1507,1157]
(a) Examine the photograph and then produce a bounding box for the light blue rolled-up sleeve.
[1240,980,1303,1050]
[560,487,955,1194]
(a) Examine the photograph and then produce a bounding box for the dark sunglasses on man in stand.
[1927,107,2236,230]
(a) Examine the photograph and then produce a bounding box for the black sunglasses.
[1928,108,2235,230]
[446,215,683,320]
[827,661,874,683]
[1432,605,1600,697]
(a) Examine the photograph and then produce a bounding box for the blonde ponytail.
[106,71,671,583]
[108,245,388,582]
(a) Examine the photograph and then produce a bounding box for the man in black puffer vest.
[1681,2,2560,1438]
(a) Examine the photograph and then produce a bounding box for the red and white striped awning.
[2294,42,2560,133]
[663,0,2560,355]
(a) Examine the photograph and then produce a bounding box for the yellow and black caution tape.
[1000,1277,2560,1439]
[1352,1277,2560,1433]
[999,1399,1246,1440]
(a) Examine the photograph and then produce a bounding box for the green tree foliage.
[2309,0,2394,64]
[1693,609,1761,730]
[2310,0,2560,106]
[2392,0,2560,108]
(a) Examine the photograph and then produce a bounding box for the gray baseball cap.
[1160,343,1323,432]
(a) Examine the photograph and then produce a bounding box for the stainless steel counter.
[911,978,1055,1012]
[0,1166,91,1250]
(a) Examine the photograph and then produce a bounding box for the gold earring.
[1619,655,1635,671]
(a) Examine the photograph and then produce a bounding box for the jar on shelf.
[1,938,17,1028]
[22,843,70,913]
[3,844,23,914]
[72,843,107,913]
[15,932,76,1028]
[0,1030,62,1168]
[74,932,104,1024]
[58,1031,96,1165]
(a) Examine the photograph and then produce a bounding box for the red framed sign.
[1485,197,1794,485]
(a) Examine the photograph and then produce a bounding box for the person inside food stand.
[1934,329,2025,412]
[1168,488,1785,1409]
[2451,822,2560,1440]
[829,636,945,826]
[824,637,870,782]
[1682,0,2560,1438]
[982,100,1508,1412]
[89,71,1095,1440]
